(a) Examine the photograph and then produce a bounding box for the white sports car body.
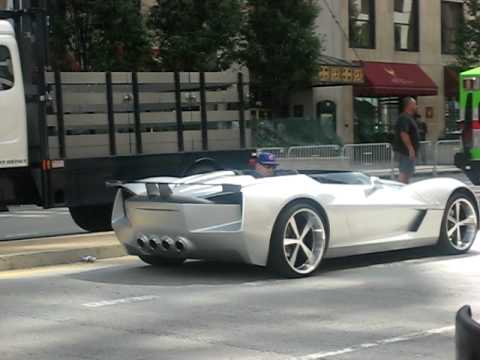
[111,171,478,277]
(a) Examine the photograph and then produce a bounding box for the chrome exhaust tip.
[137,237,147,249]
[149,239,159,250]
[175,240,185,253]
[161,236,173,251]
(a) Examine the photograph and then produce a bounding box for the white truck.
[0,7,252,232]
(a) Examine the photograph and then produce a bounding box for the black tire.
[268,202,328,278]
[69,205,113,232]
[437,190,478,255]
[139,255,186,267]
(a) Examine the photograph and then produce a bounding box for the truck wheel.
[69,205,113,232]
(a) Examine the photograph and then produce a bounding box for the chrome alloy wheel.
[446,198,478,251]
[283,208,326,275]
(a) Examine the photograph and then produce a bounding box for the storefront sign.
[317,66,364,85]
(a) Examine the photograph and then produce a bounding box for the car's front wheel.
[268,202,328,278]
[139,256,186,267]
[438,191,478,255]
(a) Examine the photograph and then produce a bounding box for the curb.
[0,233,126,272]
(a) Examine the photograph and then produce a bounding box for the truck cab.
[455,67,480,185]
[0,20,28,168]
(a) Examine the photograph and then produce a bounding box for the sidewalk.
[0,232,125,271]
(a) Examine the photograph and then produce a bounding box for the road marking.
[0,257,134,280]
[4,232,40,239]
[0,214,48,218]
[83,295,160,308]
[296,326,454,360]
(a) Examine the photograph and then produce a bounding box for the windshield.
[0,45,14,90]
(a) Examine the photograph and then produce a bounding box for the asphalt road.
[2,240,480,360]
[0,207,85,241]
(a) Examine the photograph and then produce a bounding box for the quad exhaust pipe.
[137,235,188,253]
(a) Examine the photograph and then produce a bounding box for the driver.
[254,152,279,177]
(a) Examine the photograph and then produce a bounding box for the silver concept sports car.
[111,171,479,278]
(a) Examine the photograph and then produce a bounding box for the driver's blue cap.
[257,152,279,166]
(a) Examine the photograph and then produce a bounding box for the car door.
[328,179,428,247]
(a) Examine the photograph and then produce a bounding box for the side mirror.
[371,176,382,187]
[365,176,382,196]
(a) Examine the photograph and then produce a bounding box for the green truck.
[455,66,480,185]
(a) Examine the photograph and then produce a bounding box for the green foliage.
[49,0,151,71]
[240,0,322,116]
[148,0,243,71]
[457,0,480,69]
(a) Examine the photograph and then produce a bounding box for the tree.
[457,0,480,69]
[49,0,151,71]
[240,0,322,117]
[148,0,243,71]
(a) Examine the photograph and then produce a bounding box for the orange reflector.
[41,160,51,171]
[42,159,65,171]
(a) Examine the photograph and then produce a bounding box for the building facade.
[292,0,464,144]
[1,0,464,145]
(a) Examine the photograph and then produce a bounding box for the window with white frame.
[394,0,419,51]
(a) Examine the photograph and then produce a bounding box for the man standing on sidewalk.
[394,97,420,184]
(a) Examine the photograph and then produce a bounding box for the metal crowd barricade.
[287,145,342,159]
[418,141,435,166]
[258,140,462,178]
[343,143,394,174]
[433,140,462,175]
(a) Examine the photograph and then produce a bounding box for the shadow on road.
[70,260,274,286]
[69,246,479,287]
[321,246,478,273]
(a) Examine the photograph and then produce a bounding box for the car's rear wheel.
[268,202,328,278]
[138,255,186,267]
[438,191,478,255]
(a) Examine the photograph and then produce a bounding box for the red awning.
[354,61,438,97]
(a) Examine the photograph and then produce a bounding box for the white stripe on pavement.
[0,214,48,218]
[83,295,161,308]
[4,232,40,239]
[295,326,454,360]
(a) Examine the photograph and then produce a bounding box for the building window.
[349,0,375,49]
[442,1,463,54]
[354,97,398,143]
[0,45,14,91]
[394,0,419,52]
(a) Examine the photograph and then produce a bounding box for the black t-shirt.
[394,113,420,155]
